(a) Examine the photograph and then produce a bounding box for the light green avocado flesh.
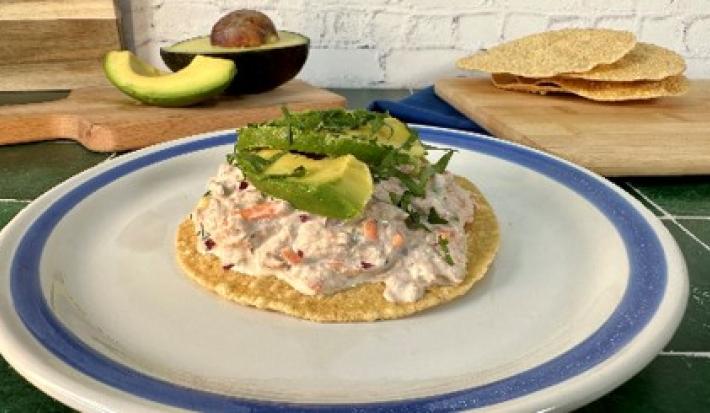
[103,50,236,107]
[163,31,306,53]
[237,151,374,219]
[237,112,425,164]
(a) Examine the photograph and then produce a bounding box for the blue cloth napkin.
[367,86,489,135]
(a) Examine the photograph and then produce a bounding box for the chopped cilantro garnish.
[236,151,286,174]
[422,143,450,151]
[369,115,391,138]
[390,190,430,231]
[400,132,418,151]
[405,211,430,231]
[433,149,455,173]
[438,236,454,265]
[281,106,294,145]
[265,165,307,179]
[237,152,272,173]
[269,108,392,134]
[427,208,448,224]
[394,170,426,196]
[418,165,436,190]
[399,191,413,210]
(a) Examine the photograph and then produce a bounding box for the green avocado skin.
[160,32,308,94]
[104,77,231,107]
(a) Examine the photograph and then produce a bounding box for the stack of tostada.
[457,28,688,101]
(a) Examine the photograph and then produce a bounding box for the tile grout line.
[0,198,32,203]
[659,351,710,358]
[660,216,710,220]
[1,154,115,206]
[102,152,118,162]
[627,183,710,253]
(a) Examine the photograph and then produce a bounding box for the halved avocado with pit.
[160,31,309,94]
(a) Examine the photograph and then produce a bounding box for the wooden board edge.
[85,88,348,151]
[433,78,710,176]
[433,79,545,151]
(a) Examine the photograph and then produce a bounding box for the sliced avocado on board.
[160,31,309,94]
[237,109,425,164]
[236,150,374,219]
[103,51,236,107]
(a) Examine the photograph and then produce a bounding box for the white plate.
[0,126,688,412]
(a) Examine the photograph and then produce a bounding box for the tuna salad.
[191,163,474,303]
[187,109,477,303]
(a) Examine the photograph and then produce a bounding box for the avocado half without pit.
[160,10,309,94]
[103,50,236,107]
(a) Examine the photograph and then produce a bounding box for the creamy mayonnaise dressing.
[191,163,475,303]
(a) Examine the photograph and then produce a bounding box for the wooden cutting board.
[0,80,346,151]
[0,0,120,91]
[435,77,710,176]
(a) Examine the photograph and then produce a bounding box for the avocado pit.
[210,9,279,48]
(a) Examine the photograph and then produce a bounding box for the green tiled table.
[1,89,709,412]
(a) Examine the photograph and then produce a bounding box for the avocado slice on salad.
[237,109,426,164]
[230,108,452,222]
[103,50,236,107]
[236,150,373,219]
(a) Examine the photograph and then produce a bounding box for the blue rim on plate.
[10,127,666,411]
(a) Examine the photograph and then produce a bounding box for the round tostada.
[176,109,499,322]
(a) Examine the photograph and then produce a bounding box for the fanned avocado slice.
[103,50,236,107]
[236,150,373,219]
[237,109,425,164]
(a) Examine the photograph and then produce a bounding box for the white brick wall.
[118,0,710,88]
